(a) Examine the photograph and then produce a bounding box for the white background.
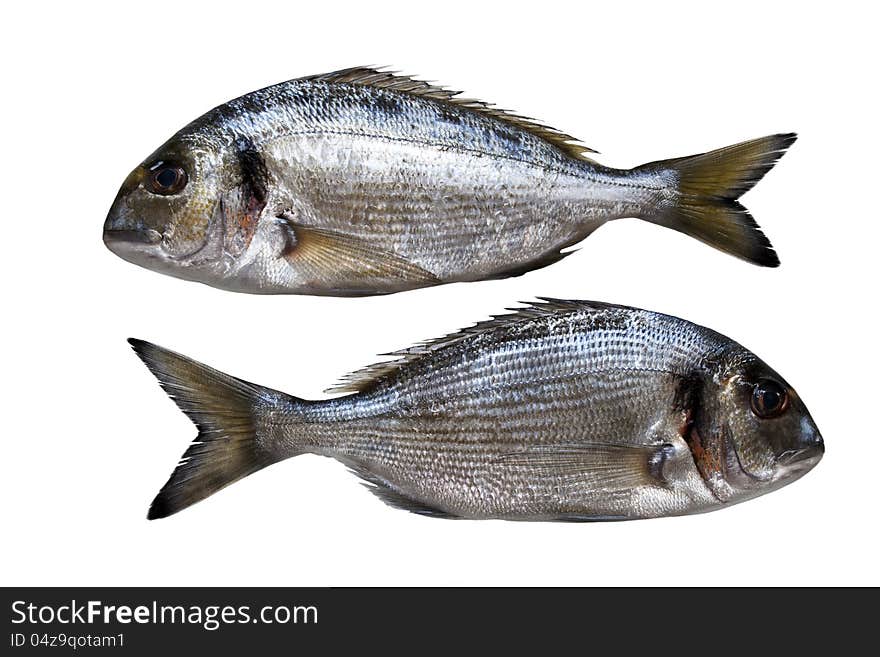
[2,1,877,586]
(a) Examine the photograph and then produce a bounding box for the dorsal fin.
[325,299,629,395]
[306,67,598,162]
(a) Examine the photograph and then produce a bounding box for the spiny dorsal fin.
[306,67,598,162]
[324,299,629,395]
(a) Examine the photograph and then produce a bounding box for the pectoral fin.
[280,218,439,295]
[496,442,673,492]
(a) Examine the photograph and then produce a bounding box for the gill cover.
[674,372,736,502]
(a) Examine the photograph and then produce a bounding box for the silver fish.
[105,68,796,296]
[130,300,823,520]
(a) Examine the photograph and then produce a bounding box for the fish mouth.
[775,416,824,477]
[103,222,166,268]
[774,441,824,482]
[778,444,824,466]
[778,421,825,467]
[103,228,162,246]
[103,205,163,251]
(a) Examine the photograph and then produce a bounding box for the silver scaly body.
[129,300,823,520]
[195,80,665,293]
[265,302,718,519]
[107,69,794,295]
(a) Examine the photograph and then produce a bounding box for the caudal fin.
[639,133,797,267]
[129,339,289,520]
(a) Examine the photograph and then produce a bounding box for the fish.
[104,67,796,296]
[129,299,824,520]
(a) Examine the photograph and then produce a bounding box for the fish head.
[103,134,228,280]
[684,347,824,502]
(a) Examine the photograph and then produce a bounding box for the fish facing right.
[129,299,823,521]
[104,67,796,296]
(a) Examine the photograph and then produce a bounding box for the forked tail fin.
[129,339,293,519]
[638,133,797,267]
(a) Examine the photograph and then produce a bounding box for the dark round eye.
[751,379,789,419]
[147,164,187,195]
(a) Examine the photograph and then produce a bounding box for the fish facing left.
[104,67,796,296]
[129,300,823,521]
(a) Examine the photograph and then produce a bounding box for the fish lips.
[103,208,163,260]
[778,442,824,466]
[104,218,162,265]
[775,435,824,483]
[779,413,824,464]
[103,227,162,246]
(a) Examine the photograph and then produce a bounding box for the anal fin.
[280,218,439,295]
[480,248,577,281]
[478,226,597,283]
[347,463,458,519]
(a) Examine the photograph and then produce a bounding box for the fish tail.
[637,133,797,267]
[129,339,301,520]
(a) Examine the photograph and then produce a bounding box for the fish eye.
[147,162,187,195]
[751,379,789,419]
